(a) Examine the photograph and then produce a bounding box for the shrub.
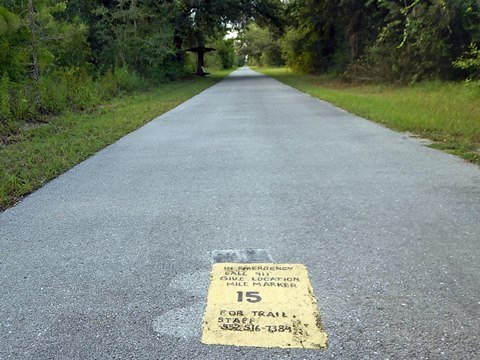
[216,39,236,69]
[111,67,143,92]
[0,75,12,135]
[281,27,316,73]
[63,67,101,110]
[183,52,197,74]
[356,1,477,83]
[100,67,143,99]
[11,84,36,123]
[0,66,145,139]
[39,71,68,114]
[453,43,480,80]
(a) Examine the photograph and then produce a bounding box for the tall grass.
[0,67,146,137]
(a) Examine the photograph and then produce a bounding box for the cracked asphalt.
[1,67,479,359]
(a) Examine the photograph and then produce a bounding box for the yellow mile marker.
[201,263,328,349]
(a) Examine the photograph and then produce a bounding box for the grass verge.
[256,67,480,166]
[0,70,231,210]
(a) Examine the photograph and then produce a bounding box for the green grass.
[257,67,480,165]
[0,70,231,210]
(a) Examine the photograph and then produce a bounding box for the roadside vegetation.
[238,1,480,165]
[239,1,480,83]
[0,71,230,210]
[1,0,282,210]
[1,0,480,208]
[0,0,254,139]
[257,68,480,165]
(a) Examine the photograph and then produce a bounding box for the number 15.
[237,291,262,303]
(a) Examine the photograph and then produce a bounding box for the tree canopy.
[240,0,480,82]
[0,0,283,133]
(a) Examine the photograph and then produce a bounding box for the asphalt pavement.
[1,67,479,359]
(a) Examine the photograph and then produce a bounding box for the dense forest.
[240,0,480,83]
[1,0,480,137]
[0,0,280,136]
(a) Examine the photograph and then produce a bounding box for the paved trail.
[1,67,479,359]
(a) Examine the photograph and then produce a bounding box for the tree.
[93,0,177,78]
[169,0,284,61]
[365,0,480,82]
[0,5,23,80]
[237,24,283,67]
[279,0,480,81]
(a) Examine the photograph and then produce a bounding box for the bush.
[157,60,184,81]
[260,44,284,67]
[0,66,145,140]
[11,84,36,124]
[281,27,317,73]
[216,39,236,69]
[453,43,480,80]
[0,75,12,135]
[100,67,144,99]
[0,80,38,135]
[39,71,68,114]
[183,52,197,74]
[63,67,101,110]
[112,67,143,92]
[355,1,477,83]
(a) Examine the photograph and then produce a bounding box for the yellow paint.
[201,263,328,349]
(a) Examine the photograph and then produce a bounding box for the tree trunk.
[348,11,363,61]
[196,50,205,76]
[27,0,41,112]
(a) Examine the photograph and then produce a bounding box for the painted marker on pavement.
[202,263,328,349]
